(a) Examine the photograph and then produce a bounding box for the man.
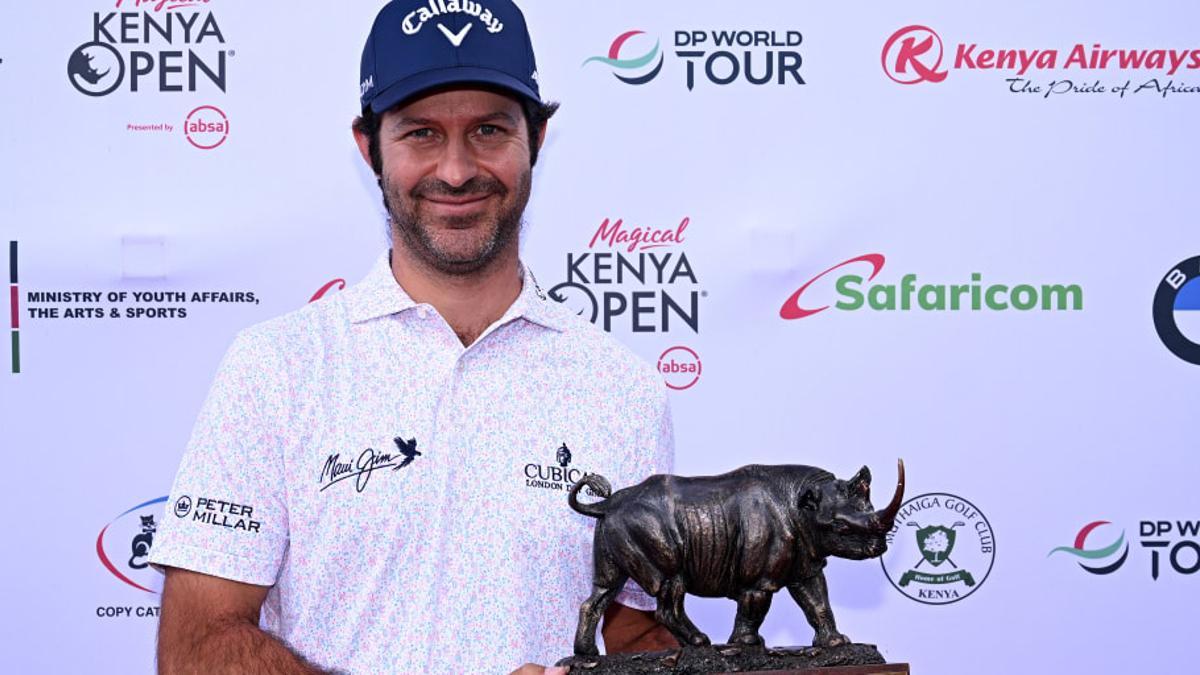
[149,1,677,673]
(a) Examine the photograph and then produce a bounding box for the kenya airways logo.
[882,25,947,85]
[881,24,1200,94]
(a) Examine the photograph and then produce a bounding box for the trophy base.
[556,642,908,675]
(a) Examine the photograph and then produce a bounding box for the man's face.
[363,88,535,276]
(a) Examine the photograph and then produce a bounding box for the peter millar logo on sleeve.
[319,435,423,493]
[173,495,263,533]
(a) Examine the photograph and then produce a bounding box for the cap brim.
[367,66,540,114]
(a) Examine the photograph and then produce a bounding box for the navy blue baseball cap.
[359,0,542,114]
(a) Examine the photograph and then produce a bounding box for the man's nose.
[434,136,479,188]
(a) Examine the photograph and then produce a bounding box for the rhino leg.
[573,578,627,657]
[575,541,628,657]
[787,574,848,648]
[654,576,710,648]
[727,589,772,646]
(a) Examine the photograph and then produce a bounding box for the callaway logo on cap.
[360,0,542,113]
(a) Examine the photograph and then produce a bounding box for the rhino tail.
[568,474,613,518]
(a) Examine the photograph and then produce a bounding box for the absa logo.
[583,30,663,85]
[184,105,228,149]
[882,25,948,84]
[658,345,701,390]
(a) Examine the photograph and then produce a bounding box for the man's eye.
[405,128,434,140]
[477,124,502,136]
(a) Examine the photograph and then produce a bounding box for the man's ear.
[352,117,375,175]
[535,121,548,157]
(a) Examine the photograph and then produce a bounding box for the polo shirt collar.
[506,265,570,333]
[346,251,570,333]
[345,252,419,324]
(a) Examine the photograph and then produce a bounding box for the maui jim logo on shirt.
[319,436,422,493]
[402,0,505,36]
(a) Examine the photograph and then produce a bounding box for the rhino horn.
[874,459,905,531]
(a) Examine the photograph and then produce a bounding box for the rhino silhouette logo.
[67,43,124,96]
[68,50,107,84]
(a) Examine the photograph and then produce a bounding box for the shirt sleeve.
[148,328,290,586]
[614,376,675,611]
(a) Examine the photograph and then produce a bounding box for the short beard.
[382,171,531,277]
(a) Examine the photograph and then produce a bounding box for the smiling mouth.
[421,194,493,214]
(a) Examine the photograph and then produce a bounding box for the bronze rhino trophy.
[567,460,905,659]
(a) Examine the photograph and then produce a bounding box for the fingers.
[509,665,569,675]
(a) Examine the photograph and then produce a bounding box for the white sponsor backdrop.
[2,1,1198,673]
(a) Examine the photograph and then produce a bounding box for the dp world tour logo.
[96,496,169,593]
[583,30,663,85]
[1153,256,1200,365]
[1048,521,1129,575]
[881,25,948,84]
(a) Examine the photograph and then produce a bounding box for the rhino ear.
[848,466,872,496]
[799,488,821,511]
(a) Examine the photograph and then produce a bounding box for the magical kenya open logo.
[548,216,704,334]
[67,0,231,98]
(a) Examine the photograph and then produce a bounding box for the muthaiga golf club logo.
[880,492,995,605]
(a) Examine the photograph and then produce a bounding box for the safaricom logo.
[779,254,1083,320]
